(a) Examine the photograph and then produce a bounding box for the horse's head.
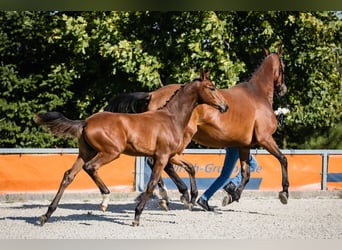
[195,69,228,113]
[265,46,287,97]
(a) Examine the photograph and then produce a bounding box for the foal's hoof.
[159,199,169,211]
[180,194,190,205]
[101,204,108,212]
[222,194,233,207]
[187,203,194,211]
[278,191,289,205]
[132,220,140,227]
[180,195,187,204]
[39,215,48,226]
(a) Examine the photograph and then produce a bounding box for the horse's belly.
[193,127,252,148]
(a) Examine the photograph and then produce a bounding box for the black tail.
[104,92,151,113]
[35,111,85,139]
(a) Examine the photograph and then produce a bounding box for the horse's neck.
[164,84,198,130]
[250,59,275,105]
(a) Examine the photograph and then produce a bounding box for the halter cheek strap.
[277,57,284,84]
[276,57,285,92]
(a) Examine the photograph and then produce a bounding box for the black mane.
[104,92,151,113]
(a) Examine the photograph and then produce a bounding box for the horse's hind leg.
[39,156,84,226]
[259,137,289,204]
[83,167,111,212]
[80,134,111,211]
[233,148,251,201]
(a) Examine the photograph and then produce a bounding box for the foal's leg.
[83,167,111,212]
[146,157,170,210]
[170,155,198,209]
[39,156,84,226]
[147,157,190,211]
[164,161,191,208]
[133,156,167,227]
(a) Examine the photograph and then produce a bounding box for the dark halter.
[277,56,285,85]
[275,56,286,98]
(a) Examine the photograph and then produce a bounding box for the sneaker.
[196,197,214,211]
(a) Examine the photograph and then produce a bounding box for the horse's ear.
[200,68,205,80]
[277,45,282,56]
[263,48,270,56]
[205,70,210,80]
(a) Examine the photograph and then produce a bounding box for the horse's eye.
[209,87,215,91]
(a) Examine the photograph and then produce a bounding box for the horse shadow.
[2,198,193,226]
[2,197,274,227]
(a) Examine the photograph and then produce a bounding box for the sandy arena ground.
[0,190,341,239]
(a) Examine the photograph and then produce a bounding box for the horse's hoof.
[180,195,190,206]
[159,200,169,211]
[222,194,233,207]
[39,215,48,226]
[101,194,110,212]
[278,191,288,205]
[180,195,186,204]
[187,203,194,211]
[132,220,140,227]
[101,205,108,212]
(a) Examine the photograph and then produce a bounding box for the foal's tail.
[35,111,85,139]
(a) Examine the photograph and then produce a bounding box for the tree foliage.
[0,11,341,149]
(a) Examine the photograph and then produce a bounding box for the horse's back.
[85,110,177,156]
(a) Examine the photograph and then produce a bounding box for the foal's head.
[194,69,228,113]
[264,46,287,97]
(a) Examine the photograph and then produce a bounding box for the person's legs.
[197,147,239,211]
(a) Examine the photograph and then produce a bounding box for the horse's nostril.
[220,104,228,113]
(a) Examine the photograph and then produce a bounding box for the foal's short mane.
[157,84,185,110]
[157,77,205,110]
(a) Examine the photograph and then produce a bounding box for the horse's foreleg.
[170,155,198,210]
[147,157,190,211]
[83,166,111,212]
[39,157,84,226]
[278,154,289,204]
[133,157,166,227]
[147,157,170,211]
[156,178,169,211]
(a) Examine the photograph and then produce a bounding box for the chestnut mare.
[103,46,289,209]
[35,71,227,226]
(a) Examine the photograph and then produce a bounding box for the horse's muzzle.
[278,83,287,97]
[219,104,228,113]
